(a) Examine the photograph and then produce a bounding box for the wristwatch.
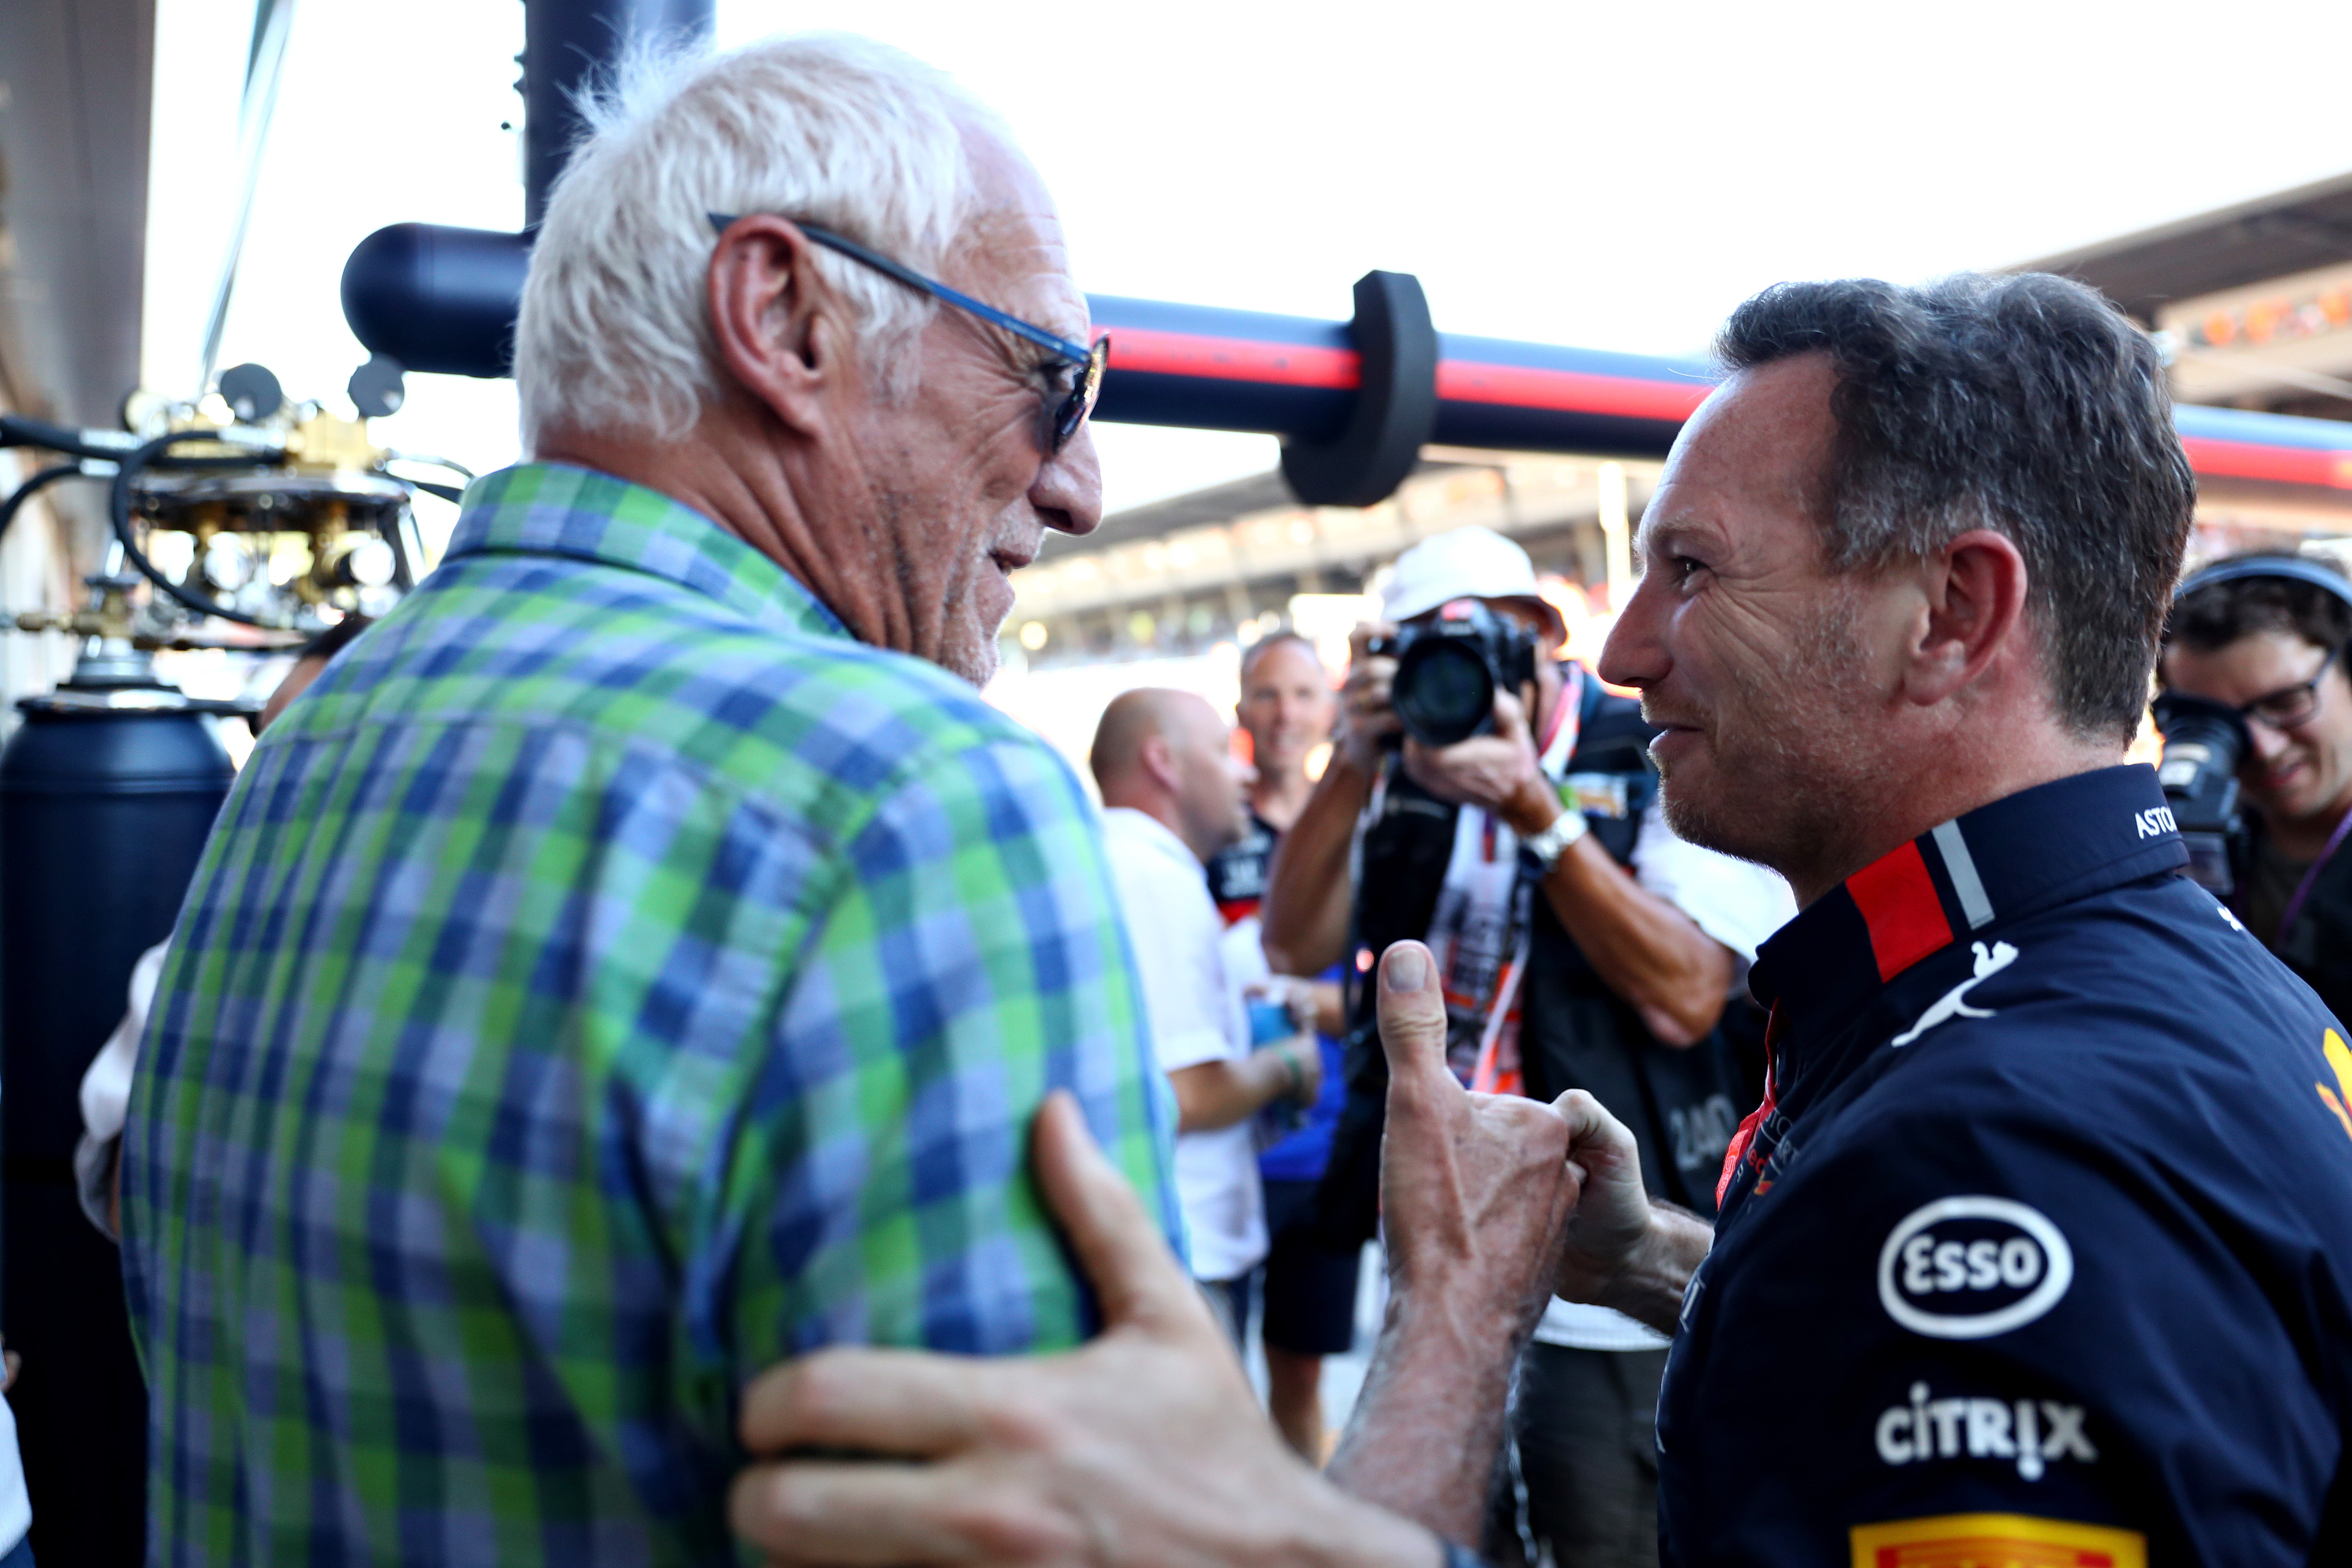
[1521,805,1589,874]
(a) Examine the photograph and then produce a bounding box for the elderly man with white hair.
[116,35,1204,1565]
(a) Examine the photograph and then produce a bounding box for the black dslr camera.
[1368,600,1540,748]
[2148,688,2248,895]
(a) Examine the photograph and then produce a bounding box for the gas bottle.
[0,655,237,1565]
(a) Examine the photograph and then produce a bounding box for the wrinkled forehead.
[1644,354,1839,548]
[955,126,1085,333]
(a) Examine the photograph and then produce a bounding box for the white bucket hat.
[1381,526,1565,643]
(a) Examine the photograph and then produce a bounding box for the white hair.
[513,33,1000,450]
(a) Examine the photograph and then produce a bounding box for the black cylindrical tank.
[0,689,233,1565]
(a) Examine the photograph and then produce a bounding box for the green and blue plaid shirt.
[122,463,1179,1565]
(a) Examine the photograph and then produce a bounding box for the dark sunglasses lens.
[1051,337,1110,452]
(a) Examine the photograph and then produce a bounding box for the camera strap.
[1465,663,1589,1096]
[1467,948,1527,1095]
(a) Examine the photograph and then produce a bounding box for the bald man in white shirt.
[1090,689,1321,1343]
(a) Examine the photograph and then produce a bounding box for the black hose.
[2,411,273,471]
[0,413,115,461]
[0,462,91,543]
[108,431,288,628]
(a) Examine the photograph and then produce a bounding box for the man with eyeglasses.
[2161,554,2352,1022]
[117,34,1181,1565]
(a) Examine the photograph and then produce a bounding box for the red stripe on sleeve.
[1845,840,1953,982]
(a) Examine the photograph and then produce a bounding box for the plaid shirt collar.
[446,461,852,644]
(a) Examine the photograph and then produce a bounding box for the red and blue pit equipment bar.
[340,224,2352,508]
[2167,401,2352,493]
[1087,292,1716,458]
[1084,289,2352,501]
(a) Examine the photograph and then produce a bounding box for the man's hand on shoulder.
[725,944,1692,1566]
[729,1091,1441,1568]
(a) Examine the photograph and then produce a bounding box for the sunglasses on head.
[707,212,1108,454]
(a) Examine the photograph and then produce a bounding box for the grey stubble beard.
[1657,588,1877,891]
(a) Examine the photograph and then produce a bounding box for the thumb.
[1553,1087,1653,1232]
[1029,1090,1204,1333]
[1556,1087,1641,1172]
[1377,941,1455,1093]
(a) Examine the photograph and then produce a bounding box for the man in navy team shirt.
[728,273,2352,1568]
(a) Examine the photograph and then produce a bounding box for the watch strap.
[1523,805,1589,873]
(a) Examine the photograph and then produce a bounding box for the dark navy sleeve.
[1671,1080,2343,1568]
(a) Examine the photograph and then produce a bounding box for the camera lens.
[1394,640,1496,747]
[2150,689,2251,894]
[2153,694,2247,790]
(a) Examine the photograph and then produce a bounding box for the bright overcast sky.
[150,0,2352,515]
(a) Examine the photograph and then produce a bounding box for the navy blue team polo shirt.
[1657,764,2352,1567]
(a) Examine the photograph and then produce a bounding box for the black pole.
[524,0,713,229]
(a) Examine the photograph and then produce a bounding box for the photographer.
[1260,526,1791,1568]
[2159,554,2352,1021]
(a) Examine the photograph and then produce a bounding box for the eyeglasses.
[706,212,1109,454]
[2232,644,2340,731]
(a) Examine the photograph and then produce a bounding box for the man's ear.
[706,216,854,440]
[1138,732,1181,795]
[1904,527,2029,707]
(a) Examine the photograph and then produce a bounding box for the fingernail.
[1385,945,1428,990]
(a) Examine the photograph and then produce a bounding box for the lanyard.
[1458,664,1585,1097]
[1537,662,1583,780]
[2278,806,2352,937]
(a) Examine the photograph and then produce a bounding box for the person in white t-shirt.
[1090,689,1322,1343]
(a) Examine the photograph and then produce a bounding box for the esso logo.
[1876,1196,2073,1340]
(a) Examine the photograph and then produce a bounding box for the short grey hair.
[1717,273,2196,743]
[514,33,999,451]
